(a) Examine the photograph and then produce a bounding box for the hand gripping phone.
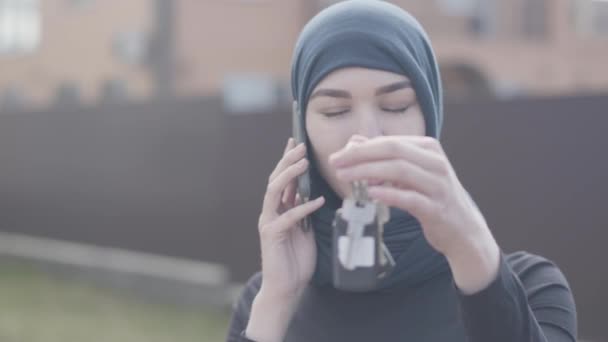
[292,101,312,232]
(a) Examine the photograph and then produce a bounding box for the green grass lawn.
[0,259,231,342]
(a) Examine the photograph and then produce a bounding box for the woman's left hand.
[329,135,501,294]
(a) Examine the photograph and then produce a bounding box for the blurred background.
[0,0,606,341]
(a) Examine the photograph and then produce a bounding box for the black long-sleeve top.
[226,251,577,341]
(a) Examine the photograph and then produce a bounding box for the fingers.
[263,156,309,215]
[272,196,325,234]
[281,138,297,206]
[335,159,441,197]
[347,134,368,146]
[283,137,294,154]
[367,186,434,222]
[269,139,306,183]
[329,136,445,175]
[281,173,297,207]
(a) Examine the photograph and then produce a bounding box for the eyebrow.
[309,80,412,100]
[309,89,351,100]
[375,80,412,96]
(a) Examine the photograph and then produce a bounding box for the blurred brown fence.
[1,94,607,340]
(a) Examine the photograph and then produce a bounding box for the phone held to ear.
[292,101,312,233]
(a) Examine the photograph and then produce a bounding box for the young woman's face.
[305,67,426,199]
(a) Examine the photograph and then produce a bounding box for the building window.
[436,0,478,16]
[573,0,608,36]
[0,0,41,54]
[68,0,94,8]
[222,74,280,114]
[591,0,608,34]
[469,0,498,38]
[522,0,548,39]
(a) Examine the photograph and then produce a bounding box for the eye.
[382,106,410,114]
[322,109,349,117]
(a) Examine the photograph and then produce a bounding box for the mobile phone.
[292,101,312,232]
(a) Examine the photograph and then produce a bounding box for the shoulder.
[503,251,577,338]
[503,250,572,291]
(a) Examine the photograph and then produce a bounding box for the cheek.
[308,130,342,173]
[306,118,353,197]
[383,106,426,136]
[306,117,349,165]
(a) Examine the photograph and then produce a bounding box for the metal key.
[341,181,376,270]
[332,180,397,290]
[375,199,395,271]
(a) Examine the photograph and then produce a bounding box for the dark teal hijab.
[290,0,450,292]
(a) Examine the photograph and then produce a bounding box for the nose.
[355,111,383,138]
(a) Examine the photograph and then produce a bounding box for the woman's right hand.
[257,137,325,301]
[246,137,325,342]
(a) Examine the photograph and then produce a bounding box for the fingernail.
[336,169,349,179]
[330,152,344,164]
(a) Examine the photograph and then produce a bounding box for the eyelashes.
[382,106,411,113]
[322,109,349,117]
[322,106,411,117]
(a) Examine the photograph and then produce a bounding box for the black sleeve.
[226,272,263,342]
[457,250,577,342]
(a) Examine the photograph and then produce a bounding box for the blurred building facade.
[417,0,608,100]
[1,0,607,112]
[0,0,156,111]
[174,0,608,103]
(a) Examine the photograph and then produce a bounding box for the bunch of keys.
[332,180,396,291]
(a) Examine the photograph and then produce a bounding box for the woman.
[226,1,577,341]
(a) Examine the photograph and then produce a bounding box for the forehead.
[313,67,410,91]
